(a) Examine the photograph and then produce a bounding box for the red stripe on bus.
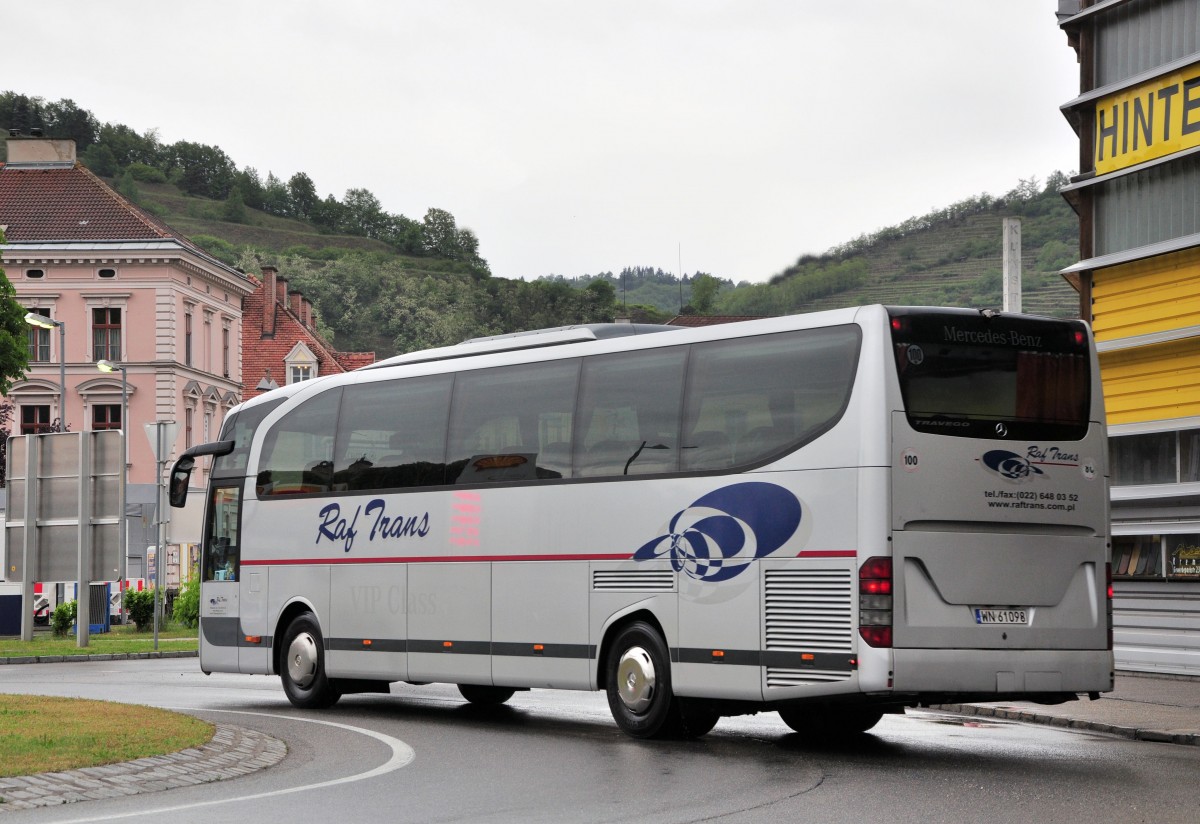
[796,550,857,558]
[241,552,635,566]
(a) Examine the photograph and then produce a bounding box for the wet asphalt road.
[1,658,1196,824]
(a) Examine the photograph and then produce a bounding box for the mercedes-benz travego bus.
[170,305,1112,739]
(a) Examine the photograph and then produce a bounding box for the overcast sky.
[7,2,1080,283]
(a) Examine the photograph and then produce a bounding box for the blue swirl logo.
[981,449,1044,481]
[633,482,802,581]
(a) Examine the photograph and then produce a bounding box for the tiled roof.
[665,315,764,327]
[0,161,229,270]
[0,161,172,241]
[241,273,374,400]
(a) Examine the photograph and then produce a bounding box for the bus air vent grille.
[766,667,850,688]
[764,569,854,652]
[592,569,676,592]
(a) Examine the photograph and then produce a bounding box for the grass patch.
[0,623,198,658]
[0,695,213,778]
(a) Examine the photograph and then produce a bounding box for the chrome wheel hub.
[287,632,319,689]
[616,646,656,713]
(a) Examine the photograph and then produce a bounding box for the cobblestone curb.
[0,650,198,665]
[933,703,1200,747]
[0,724,286,812]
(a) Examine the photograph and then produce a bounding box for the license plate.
[974,608,1027,625]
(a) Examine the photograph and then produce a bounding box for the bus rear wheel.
[458,684,516,705]
[778,705,884,737]
[280,613,341,709]
[606,621,715,739]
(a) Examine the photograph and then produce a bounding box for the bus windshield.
[889,308,1091,441]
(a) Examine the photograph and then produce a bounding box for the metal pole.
[153,422,162,651]
[58,321,66,428]
[119,366,128,625]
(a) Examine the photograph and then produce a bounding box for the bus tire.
[778,705,883,737]
[676,698,720,738]
[605,621,679,739]
[458,684,516,705]
[280,613,341,709]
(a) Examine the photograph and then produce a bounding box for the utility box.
[0,582,21,635]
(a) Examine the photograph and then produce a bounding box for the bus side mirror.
[169,458,195,508]
[168,439,236,508]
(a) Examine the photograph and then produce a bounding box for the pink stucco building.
[0,134,255,578]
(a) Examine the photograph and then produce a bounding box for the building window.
[25,269,44,279]
[185,312,193,367]
[1113,535,1163,579]
[92,404,122,431]
[284,342,319,385]
[26,308,50,363]
[185,406,194,449]
[222,326,230,377]
[92,307,121,361]
[21,405,51,434]
[98,268,116,278]
[1110,428,1200,486]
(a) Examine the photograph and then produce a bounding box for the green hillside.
[714,175,1081,319]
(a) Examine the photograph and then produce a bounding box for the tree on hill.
[0,246,29,388]
[688,273,721,314]
[288,172,318,219]
[162,140,237,199]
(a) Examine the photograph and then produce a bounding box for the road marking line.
[42,707,415,823]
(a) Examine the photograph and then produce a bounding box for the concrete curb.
[933,703,1200,747]
[0,723,286,812]
[0,650,197,665]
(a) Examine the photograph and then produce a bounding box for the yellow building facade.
[1058,0,1200,675]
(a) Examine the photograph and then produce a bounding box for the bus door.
[887,310,1109,687]
[200,482,243,674]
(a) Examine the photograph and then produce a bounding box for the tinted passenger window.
[682,327,861,471]
[576,347,687,477]
[213,398,284,477]
[332,375,452,490]
[447,360,579,483]
[256,389,341,496]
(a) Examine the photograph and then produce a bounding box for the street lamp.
[96,359,128,629]
[24,312,67,428]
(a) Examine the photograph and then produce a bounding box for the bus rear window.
[889,309,1091,441]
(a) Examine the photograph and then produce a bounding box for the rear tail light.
[859,556,893,648]
[1106,561,1113,650]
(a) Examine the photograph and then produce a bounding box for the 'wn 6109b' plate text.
[974,608,1027,625]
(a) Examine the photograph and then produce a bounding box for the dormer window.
[25,269,44,279]
[284,342,319,385]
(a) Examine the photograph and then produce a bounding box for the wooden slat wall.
[1100,339,1200,424]
[1092,247,1200,342]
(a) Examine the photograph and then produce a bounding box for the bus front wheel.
[280,613,341,709]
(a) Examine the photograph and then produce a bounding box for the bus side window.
[575,347,687,477]
[447,359,579,484]
[332,375,452,490]
[256,389,341,497]
[682,326,861,471]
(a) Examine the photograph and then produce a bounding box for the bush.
[174,573,200,629]
[126,162,168,183]
[51,600,78,637]
[123,587,157,632]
